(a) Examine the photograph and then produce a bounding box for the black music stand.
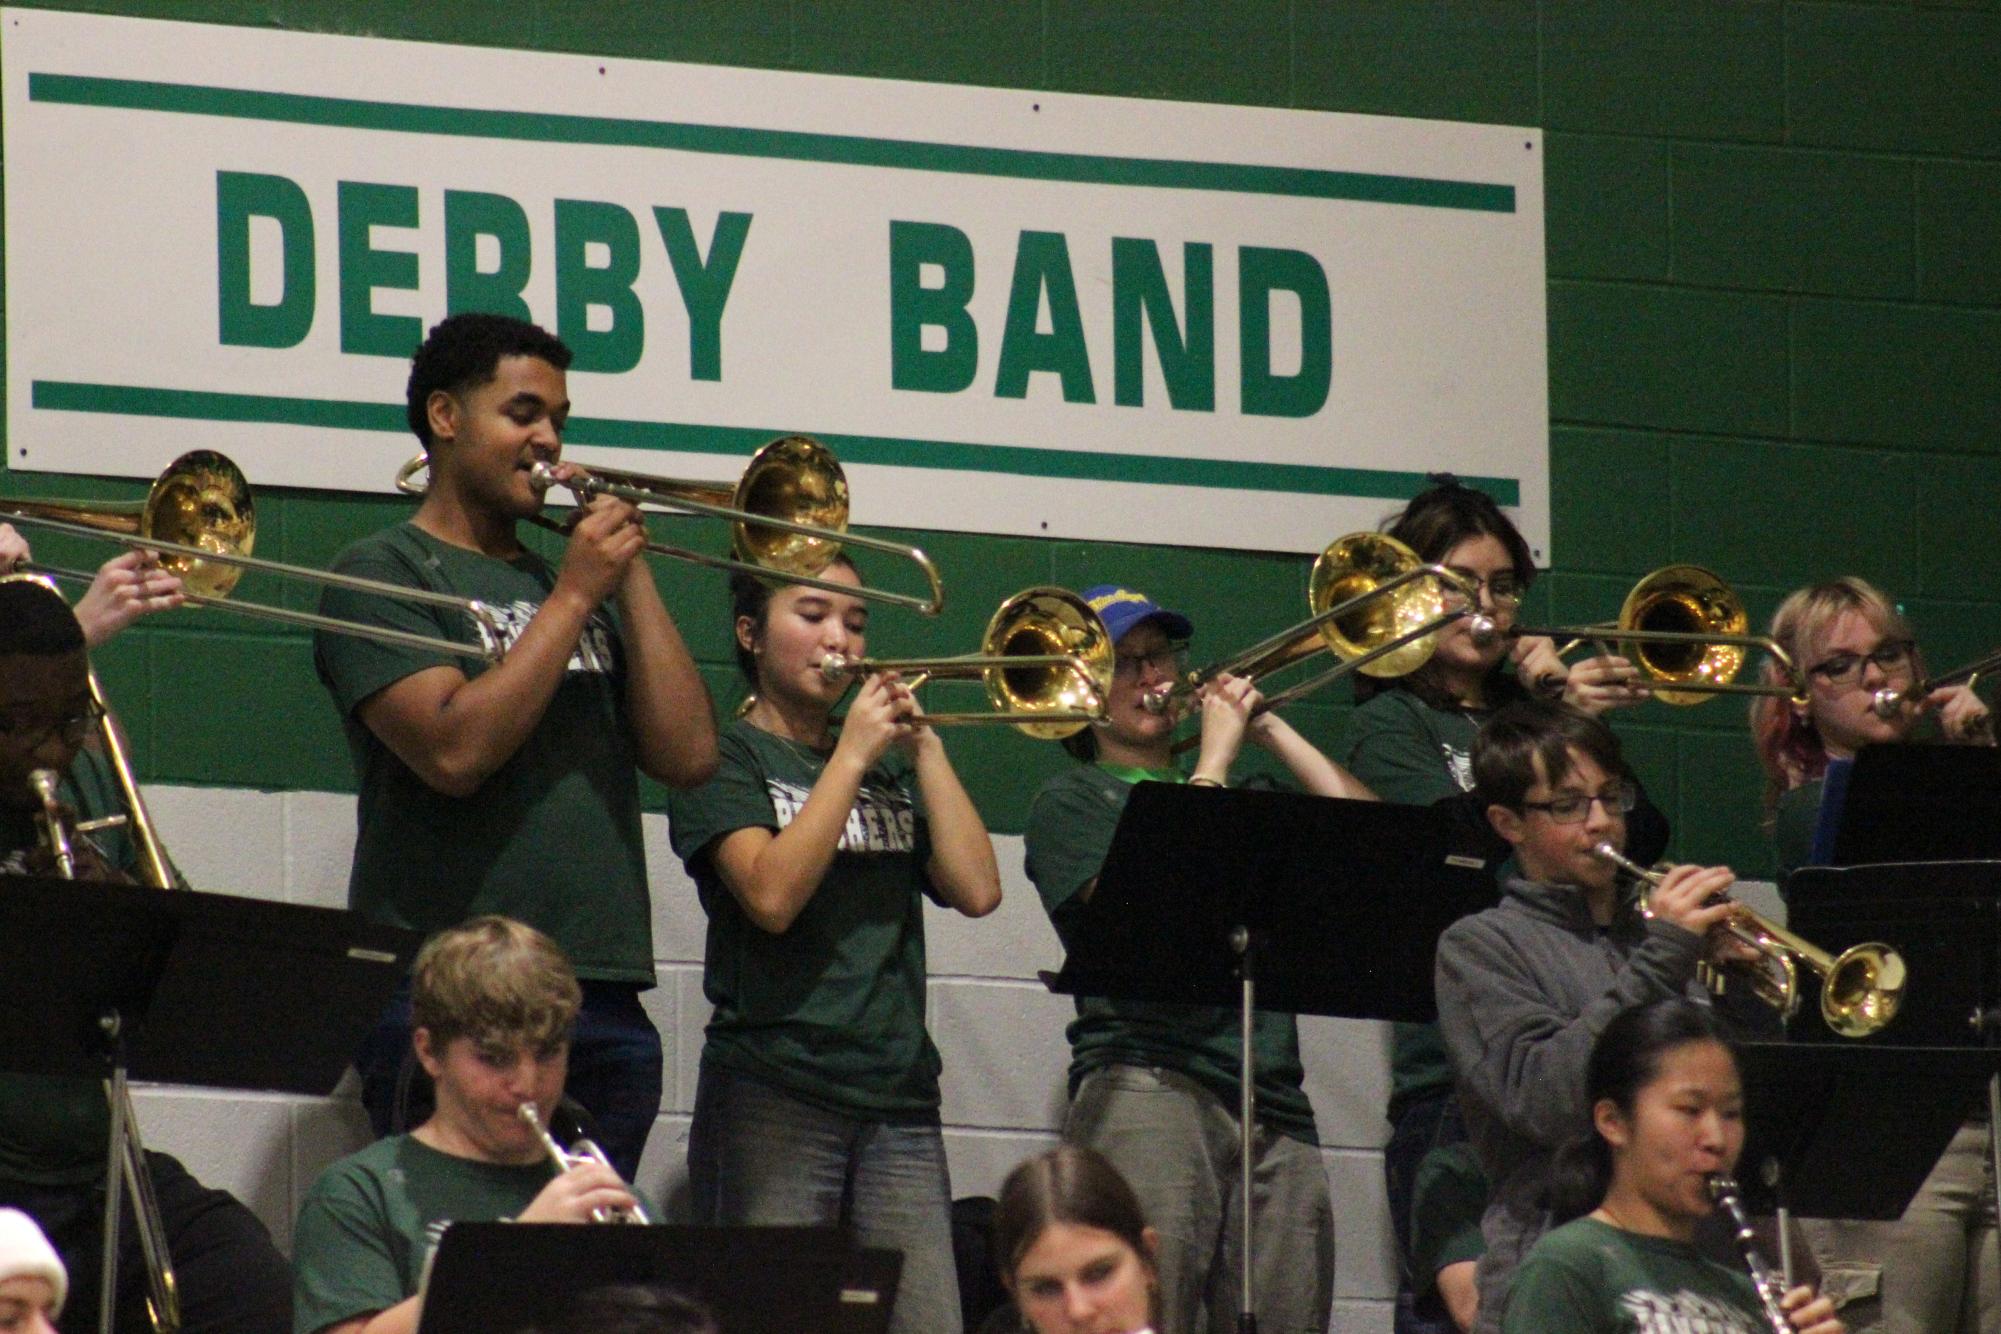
[1043,783,1495,1334]
[0,875,414,1334]
[1824,745,2001,867]
[418,1224,901,1334]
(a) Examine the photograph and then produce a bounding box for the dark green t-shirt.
[665,719,942,1120]
[1346,687,1489,1120]
[1411,1139,1488,1301]
[1772,777,1824,890]
[1501,1216,1765,1333]
[1021,763,1318,1145]
[0,748,135,1185]
[291,1134,561,1334]
[313,523,652,982]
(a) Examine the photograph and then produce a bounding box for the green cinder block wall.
[5,1,1998,876]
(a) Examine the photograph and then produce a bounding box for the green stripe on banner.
[29,380,1520,504]
[29,72,1516,214]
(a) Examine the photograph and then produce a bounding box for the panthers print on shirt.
[1618,1287,1764,1333]
[765,777,917,853]
[473,599,616,673]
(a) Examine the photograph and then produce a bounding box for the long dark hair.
[1355,477,1536,709]
[993,1146,1152,1290]
[1545,999,1736,1223]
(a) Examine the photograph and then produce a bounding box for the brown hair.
[1749,577,1920,816]
[410,915,581,1052]
[994,1146,1153,1291]
[1473,699,1627,811]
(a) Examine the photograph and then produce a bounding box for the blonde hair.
[1749,577,1920,816]
[410,915,581,1051]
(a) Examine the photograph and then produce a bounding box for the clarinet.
[1708,1174,1792,1334]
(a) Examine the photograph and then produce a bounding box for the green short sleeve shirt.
[312,524,652,981]
[665,719,942,1119]
[1022,763,1318,1145]
[1501,1217,1765,1333]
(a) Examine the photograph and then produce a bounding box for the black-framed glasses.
[0,700,103,750]
[1808,640,1914,689]
[1520,781,1638,824]
[1112,644,1189,679]
[1439,568,1524,611]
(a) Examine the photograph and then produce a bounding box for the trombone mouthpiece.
[1465,613,1500,646]
[1870,687,1904,720]
[27,769,61,803]
[526,462,559,493]
[817,654,858,681]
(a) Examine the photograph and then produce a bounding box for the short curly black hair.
[0,576,86,657]
[404,312,573,447]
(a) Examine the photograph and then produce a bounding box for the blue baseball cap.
[1082,584,1194,646]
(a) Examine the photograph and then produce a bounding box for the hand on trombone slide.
[1923,682,1993,744]
[550,487,651,607]
[0,524,184,648]
[1514,634,1650,715]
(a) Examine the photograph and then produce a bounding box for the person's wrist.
[1187,774,1224,788]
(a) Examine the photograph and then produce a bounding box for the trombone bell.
[1618,566,1749,707]
[1313,533,1457,680]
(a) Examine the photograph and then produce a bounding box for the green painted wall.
[6,1,1998,874]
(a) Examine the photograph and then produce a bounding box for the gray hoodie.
[1434,875,1763,1334]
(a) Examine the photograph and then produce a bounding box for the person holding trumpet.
[664,557,1002,1334]
[1751,579,1995,1334]
[1434,700,1775,1334]
[292,916,647,1334]
[1022,584,1372,1334]
[1502,998,1843,1333]
[314,313,717,1179]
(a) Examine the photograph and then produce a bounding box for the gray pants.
[1064,1064,1335,1334]
[1878,1118,2001,1334]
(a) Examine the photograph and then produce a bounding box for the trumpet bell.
[735,435,847,576]
[1825,943,1906,1038]
[1311,533,1451,679]
[1618,565,1748,706]
[981,587,1114,740]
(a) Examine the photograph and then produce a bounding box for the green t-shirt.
[1411,1139,1488,1301]
[1501,1216,1765,1334]
[291,1134,558,1334]
[665,719,942,1120]
[313,523,652,982]
[1346,687,1490,1121]
[1021,763,1318,1145]
[0,748,135,1185]
[1772,777,1824,890]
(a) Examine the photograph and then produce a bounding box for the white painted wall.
[124,782,1794,1334]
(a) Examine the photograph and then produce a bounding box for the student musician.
[1752,578,1995,1334]
[664,558,1002,1334]
[1023,584,1373,1334]
[1435,699,1772,1334]
[292,916,643,1334]
[1502,999,1842,1333]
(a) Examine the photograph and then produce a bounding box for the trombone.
[1872,646,2001,720]
[396,434,946,615]
[816,587,1113,739]
[2,452,504,661]
[1506,565,1806,706]
[1593,843,1906,1038]
[1144,532,1489,723]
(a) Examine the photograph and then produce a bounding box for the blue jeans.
[355,979,663,1181]
[688,1063,962,1334]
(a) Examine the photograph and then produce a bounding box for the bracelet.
[1187,776,1224,788]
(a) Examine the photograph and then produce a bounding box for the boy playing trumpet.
[293,916,649,1334]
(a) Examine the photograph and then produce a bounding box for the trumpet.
[397,435,945,615]
[1591,843,1905,1038]
[517,1103,650,1224]
[1144,532,1488,722]
[2,451,503,661]
[1872,645,2001,721]
[1506,565,1807,706]
[815,587,1112,739]
[1710,1175,1793,1334]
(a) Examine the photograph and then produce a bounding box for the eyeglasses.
[1112,645,1189,679]
[0,701,102,750]
[1808,640,1914,689]
[1519,781,1638,824]
[1439,569,1524,611]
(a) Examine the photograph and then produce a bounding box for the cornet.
[518,1103,650,1224]
[1591,843,1905,1038]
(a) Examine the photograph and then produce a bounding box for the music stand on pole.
[1043,783,1495,1334]
[0,874,414,1334]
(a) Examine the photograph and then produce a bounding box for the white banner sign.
[3,7,1548,557]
